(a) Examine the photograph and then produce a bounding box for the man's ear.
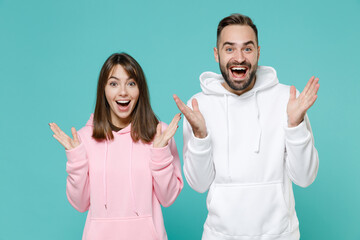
[257,46,261,61]
[214,47,219,63]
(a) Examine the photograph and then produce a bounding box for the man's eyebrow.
[222,41,235,48]
[243,40,256,46]
[222,40,256,48]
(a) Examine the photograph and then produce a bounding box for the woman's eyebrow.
[108,76,131,80]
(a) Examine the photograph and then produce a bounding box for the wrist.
[153,142,167,148]
[288,119,303,128]
[194,130,207,139]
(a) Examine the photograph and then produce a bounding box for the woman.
[49,53,183,240]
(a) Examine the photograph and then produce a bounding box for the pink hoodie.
[65,115,183,240]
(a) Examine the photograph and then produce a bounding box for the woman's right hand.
[49,123,80,150]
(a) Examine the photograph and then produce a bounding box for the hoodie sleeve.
[284,114,319,188]
[65,135,90,212]
[150,131,183,208]
[182,102,215,193]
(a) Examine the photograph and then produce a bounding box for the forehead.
[218,25,257,46]
[109,64,130,79]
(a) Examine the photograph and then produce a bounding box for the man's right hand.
[173,94,207,138]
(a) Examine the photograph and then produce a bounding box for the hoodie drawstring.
[103,137,138,216]
[129,141,139,216]
[84,116,138,214]
[224,94,232,182]
[253,91,262,153]
[104,140,108,209]
[224,92,262,181]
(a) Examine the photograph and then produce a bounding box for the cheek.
[131,86,140,101]
[104,87,115,103]
[249,54,258,65]
[132,90,140,104]
[218,55,228,67]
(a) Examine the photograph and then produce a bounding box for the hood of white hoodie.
[184,66,312,238]
[200,66,279,97]
[198,66,280,179]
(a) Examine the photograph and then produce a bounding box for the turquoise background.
[1,0,359,239]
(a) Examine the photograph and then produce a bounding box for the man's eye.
[226,48,233,52]
[244,47,252,52]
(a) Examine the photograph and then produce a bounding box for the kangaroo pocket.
[86,216,159,240]
[206,182,289,237]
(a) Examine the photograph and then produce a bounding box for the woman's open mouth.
[116,100,130,110]
[116,100,130,106]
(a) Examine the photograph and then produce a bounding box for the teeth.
[232,67,246,71]
[116,100,130,104]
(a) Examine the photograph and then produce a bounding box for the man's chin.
[232,78,247,84]
[229,79,250,90]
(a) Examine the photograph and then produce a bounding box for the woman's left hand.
[153,113,181,148]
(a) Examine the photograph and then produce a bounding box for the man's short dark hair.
[217,14,258,46]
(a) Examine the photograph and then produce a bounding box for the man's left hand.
[287,76,320,127]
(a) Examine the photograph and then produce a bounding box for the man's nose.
[233,50,245,62]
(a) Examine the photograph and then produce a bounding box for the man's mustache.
[226,61,251,69]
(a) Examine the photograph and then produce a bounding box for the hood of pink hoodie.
[85,114,138,214]
[85,114,132,134]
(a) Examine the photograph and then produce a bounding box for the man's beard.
[219,59,258,91]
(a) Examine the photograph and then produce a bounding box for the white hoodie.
[183,66,319,240]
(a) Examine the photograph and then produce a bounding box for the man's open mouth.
[230,66,248,78]
[116,100,130,107]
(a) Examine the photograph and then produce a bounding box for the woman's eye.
[128,81,136,87]
[109,82,118,87]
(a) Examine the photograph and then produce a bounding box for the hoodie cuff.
[150,145,173,170]
[284,120,311,144]
[188,131,211,153]
[65,142,86,162]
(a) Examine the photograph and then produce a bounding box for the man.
[173,14,319,240]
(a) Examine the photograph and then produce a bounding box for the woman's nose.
[118,85,128,96]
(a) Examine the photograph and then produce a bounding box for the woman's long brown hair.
[92,53,159,143]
